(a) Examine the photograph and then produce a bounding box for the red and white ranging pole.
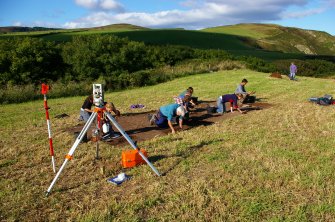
[41,83,56,173]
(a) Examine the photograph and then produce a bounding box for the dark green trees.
[0,37,63,85]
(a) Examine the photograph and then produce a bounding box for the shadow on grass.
[149,138,224,176]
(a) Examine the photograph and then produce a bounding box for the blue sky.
[0,0,334,35]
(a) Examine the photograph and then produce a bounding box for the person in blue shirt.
[175,87,196,106]
[174,87,196,120]
[149,103,186,134]
[179,87,193,97]
[217,93,245,114]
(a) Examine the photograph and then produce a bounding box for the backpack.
[243,96,256,103]
[206,106,217,114]
[317,97,331,106]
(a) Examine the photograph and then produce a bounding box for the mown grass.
[1,69,335,221]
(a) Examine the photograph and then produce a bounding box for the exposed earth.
[67,100,272,147]
[270,72,283,78]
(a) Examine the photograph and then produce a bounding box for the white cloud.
[323,0,335,6]
[65,0,322,29]
[13,21,23,26]
[75,0,97,9]
[283,7,325,18]
[75,0,124,12]
[11,20,60,28]
[180,0,202,8]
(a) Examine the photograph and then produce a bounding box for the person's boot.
[149,114,158,125]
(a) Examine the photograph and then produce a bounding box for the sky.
[0,0,334,35]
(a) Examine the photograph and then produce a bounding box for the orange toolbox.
[121,149,148,168]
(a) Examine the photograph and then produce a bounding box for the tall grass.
[0,81,92,104]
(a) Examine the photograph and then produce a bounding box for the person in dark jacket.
[216,93,245,114]
[79,95,93,122]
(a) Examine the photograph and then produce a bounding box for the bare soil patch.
[67,101,272,147]
[270,72,283,78]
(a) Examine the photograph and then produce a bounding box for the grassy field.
[1,69,335,221]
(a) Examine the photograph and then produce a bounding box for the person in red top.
[216,93,245,114]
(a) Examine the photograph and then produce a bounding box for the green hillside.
[34,28,307,60]
[202,23,282,39]
[203,23,335,55]
[0,26,59,33]
[114,30,253,50]
[1,69,335,221]
[38,29,252,51]
[1,23,334,60]
[90,23,148,31]
[0,23,147,39]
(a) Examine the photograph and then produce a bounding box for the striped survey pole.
[41,83,56,173]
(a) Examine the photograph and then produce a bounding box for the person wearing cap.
[217,93,246,114]
[149,103,185,134]
[235,79,256,103]
[79,95,93,122]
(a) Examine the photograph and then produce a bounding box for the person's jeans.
[155,110,168,128]
[79,109,91,122]
[309,97,318,103]
[290,72,296,80]
[216,97,226,113]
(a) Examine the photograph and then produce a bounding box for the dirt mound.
[270,72,282,78]
[67,101,272,147]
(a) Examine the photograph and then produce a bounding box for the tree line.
[0,35,233,86]
[0,35,334,103]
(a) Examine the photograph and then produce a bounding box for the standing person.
[149,104,185,134]
[79,95,93,122]
[289,62,297,80]
[216,93,246,114]
[235,79,256,103]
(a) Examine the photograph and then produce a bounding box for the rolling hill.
[203,23,335,55]
[0,26,59,33]
[1,23,335,59]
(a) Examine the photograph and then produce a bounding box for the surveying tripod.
[46,101,161,196]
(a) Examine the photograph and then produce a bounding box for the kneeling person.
[150,104,185,134]
[102,102,121,141]
[79,95,93,122]
[235,79,256,103]
[217,93,245,114]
